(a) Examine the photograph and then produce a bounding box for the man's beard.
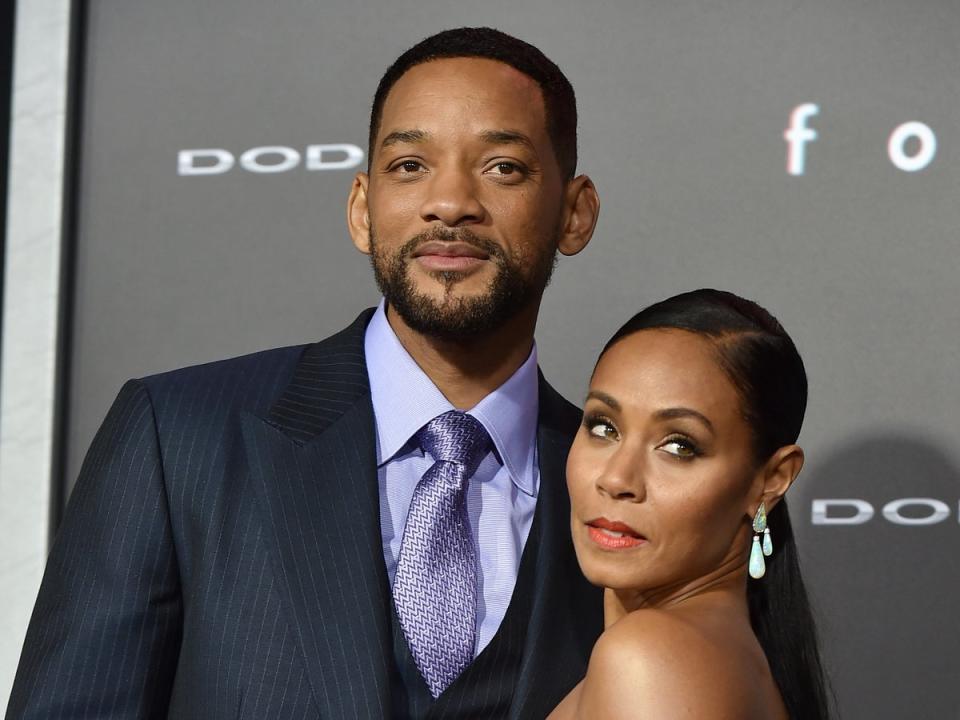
[369,226,558,340]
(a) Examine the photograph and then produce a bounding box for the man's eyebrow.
[480,130,536,151]
[380,129,428,148]
[653,407,715,433]
[586,390,620,411]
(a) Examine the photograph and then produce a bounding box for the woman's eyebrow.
[653,407,715,433]
[585,390,620,410]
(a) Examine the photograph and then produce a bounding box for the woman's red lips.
[586,518,647,549]
[589,518,643,536]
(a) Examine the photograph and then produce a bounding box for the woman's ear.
[754,444,805,513]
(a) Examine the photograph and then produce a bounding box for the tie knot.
[417,410,491,477]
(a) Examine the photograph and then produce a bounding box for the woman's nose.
[595,450,645,502]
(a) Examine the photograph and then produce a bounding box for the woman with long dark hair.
[549,289,831,719]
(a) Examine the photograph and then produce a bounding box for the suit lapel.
[511,378,604,720]
[241,309,393,718]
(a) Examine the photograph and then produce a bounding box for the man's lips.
[411,241,490,260]
[411,241,490,271]
[586,517,647,549]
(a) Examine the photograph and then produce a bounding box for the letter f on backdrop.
[784,103,820,176]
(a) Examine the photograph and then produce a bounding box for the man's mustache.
[399,227,505,260]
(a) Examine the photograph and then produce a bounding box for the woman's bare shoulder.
[573,608,768,720]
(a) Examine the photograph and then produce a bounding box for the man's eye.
[395,160,424,173]
[659,438,699,459]
[486,161,525,177]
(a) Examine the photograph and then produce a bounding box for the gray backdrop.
[66,1,960,717]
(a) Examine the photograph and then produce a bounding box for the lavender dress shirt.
[364,300,539,656]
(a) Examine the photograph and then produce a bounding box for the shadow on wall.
[792,433,960,719]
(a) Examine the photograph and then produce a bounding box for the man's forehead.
[377,57,547,132]
[394,56,540,92]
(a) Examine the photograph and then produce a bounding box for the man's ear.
[347,172,372,254]
[557,174,600,256]
[751,444,805,514]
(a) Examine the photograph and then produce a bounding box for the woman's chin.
[578,561,649,593]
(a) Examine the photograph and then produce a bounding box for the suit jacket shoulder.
[132,308,372,492]
[139,343,303,437]
[537,371,582,441]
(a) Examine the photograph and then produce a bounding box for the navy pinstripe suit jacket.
[8,310,603,719]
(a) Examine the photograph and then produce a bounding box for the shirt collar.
[364,299,539,497]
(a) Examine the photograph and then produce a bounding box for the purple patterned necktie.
[392,410,491,698]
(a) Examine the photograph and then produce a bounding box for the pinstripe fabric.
[7,309,602,719]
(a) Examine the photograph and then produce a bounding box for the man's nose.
[595,450,645,502]
[418,168,485,226]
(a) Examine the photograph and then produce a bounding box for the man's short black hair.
[368,27,578,179]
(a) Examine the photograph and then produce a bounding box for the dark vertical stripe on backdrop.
[0,0,17,381]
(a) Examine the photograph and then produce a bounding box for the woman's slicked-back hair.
[368,27,578,179]
[600,289,832,720]
[600,288,808,462]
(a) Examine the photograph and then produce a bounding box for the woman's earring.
[749,502,769,579]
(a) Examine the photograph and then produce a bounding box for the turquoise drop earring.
[749,502,769,579]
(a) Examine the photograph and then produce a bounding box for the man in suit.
[8,27,603,719]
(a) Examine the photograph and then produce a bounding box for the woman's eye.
[660,438,699,459]
[586,419,618,441]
